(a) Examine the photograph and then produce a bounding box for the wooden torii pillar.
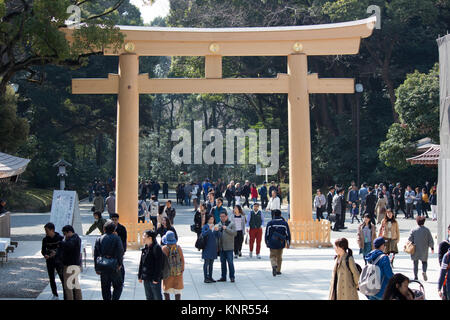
[67,16,376,248]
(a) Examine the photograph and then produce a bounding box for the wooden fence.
[122,220,154,249]
[288,219,332,248]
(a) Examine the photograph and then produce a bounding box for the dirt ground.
[0,257,49,298]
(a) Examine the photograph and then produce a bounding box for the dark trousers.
[243,196,250,208]
[316,207,324,221]
[333,214,341,231]
[100,269,123,300]
[143,280,162,300]
[150,217,157,230]
[163,191,168,199]
[234,230,244,255]
[413,260,428,279]
[46,258,65,298]
[203,258,214,280]
[220,250,235,280]
[261,196,268,210]
[339,210,346,228]
[406,203,414,218]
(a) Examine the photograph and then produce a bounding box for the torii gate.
[66,16,376,248]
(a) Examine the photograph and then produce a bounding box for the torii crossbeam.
[65,16,376,248]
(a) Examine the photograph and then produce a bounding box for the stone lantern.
[53,158,72,190]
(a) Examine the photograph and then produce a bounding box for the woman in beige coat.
[375,192,387,224]
[329,238,360,300]
[379,209,400,267]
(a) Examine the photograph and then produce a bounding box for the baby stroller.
[409,279,425,300]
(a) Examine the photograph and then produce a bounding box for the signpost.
[49,190,83,235]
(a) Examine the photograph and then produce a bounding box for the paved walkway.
[7,191,443,300]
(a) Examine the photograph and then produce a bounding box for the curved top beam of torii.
[65,16,376,56]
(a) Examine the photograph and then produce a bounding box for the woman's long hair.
[382,273,410,300]
[162,216,172,230]
[334,238,353,260]
[383,209,396,223]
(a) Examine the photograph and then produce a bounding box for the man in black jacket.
[111,213,127,282]
[365,187,377,225]
[162,181,169,199]
[163,200,176,225]
[242,181,251,208]
[138,230,164,300]
[59,225,82,300]
[339,189,347,229]
[94,220,124,300]
[42,223,65,300]
[326,186,335,220]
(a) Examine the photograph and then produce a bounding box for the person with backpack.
[357,214,376,265]
[438,247,450,300]
[407,216,434,281]
[201,215,220,283]
[259,182,268,210]
[246,202,264,259]
[217,211,237,282]
[161,231,185,300]
[265,209,291,277]
[362,237,394,300]
[329,238,360,300]
[378,209,399,267]
[138,230,164,300]
[138,195,149,224]
[94,220,124,301]
[148,195,159,229]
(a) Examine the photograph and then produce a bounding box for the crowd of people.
[313,181,438,233]
[330,220,450,300]
[40,177,448,301]
[175,179,284,211]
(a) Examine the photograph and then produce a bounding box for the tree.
[379,63,440,170]
[0,83,29,152]
[0,0,152,94]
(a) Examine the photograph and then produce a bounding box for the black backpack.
[346,254,362,274]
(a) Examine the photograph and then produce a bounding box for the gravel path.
[0,257,49,298]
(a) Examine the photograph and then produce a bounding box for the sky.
[130,0,171,24]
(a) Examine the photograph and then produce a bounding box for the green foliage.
[395,64,440,141]
[379,64,440,170]
[0,85,29,153]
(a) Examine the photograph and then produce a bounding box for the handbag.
[95,238,119,273]
[190,224,196,233]
[328,213,336,222]
[404,241,416,255]
[245,234,248,245]
[96,256,118,273]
